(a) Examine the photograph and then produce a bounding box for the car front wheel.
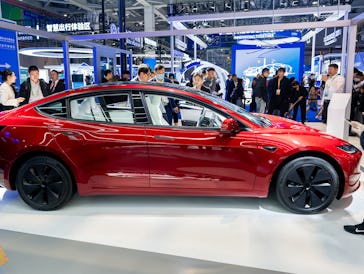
[16,156,74,210]
[276,156,339,214]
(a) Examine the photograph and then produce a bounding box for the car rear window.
[36,99,67,118]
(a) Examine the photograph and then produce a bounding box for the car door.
[143,92,257,191]
[42,91,150,190]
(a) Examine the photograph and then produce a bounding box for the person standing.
[291,81,308,124]
[168,73,179,84]
[193,72,211,93]
[19,66,49,106]
[153,64,179,125]
[203,67,221,96]
[225,74,232,95]
[101,69,113,83]
[267,67,291,116]
[321,63,345,123]
[85,75,92,85]
[0,69,25,110]
[153,64,171,83]
[254,68,269,113]
[121,71,131,81]
[225,74,237,102]
[227,75,244,106]
[307,79,319,114]
[133,65,151,82]
[48,70,65,93]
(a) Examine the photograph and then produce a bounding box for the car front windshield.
[189,89,271,127]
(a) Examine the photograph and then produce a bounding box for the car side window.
[70,94,135,124]
[37,99,67,118]
[144,94,226,129]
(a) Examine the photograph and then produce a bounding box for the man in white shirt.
[321,63,345,123]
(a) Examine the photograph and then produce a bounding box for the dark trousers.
[268,99,289,117]
[293,100,307,123]
[322,100,330,124]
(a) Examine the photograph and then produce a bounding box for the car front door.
[45,91,150,191]
[143,92,257,191]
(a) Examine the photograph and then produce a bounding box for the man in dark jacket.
[19,65,49,106]
[101,69,113,83]
[49,70,65,93]
[254,68,269,113]
[291,81,308,124]
[267,67,291,116]
[227,75,244,107]
[225,74,236,102]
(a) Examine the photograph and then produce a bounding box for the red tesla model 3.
[0,82,361,213]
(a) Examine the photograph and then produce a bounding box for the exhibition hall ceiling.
[8,0,364,32]
[2,0,363,50]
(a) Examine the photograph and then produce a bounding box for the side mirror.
[220,118,239,137]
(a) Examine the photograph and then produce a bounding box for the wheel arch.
[268,151,345,199]
[9,151,77,192]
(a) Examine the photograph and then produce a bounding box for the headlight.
[337,144,360,154]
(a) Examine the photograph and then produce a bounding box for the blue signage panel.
[0,27,20,87]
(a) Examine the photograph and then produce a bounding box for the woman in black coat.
[230,78,244,107]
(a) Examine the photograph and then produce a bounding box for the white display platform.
[326,93,351,140]
[0,182,363,274]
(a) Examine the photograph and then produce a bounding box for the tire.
[276,156,339,214]
[15,156,74,210]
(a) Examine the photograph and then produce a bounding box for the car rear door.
[143,91,257,191]
[43,90,150,191]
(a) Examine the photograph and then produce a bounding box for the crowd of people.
[0,66,66,111]
[1,63,364,128]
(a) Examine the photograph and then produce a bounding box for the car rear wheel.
[276,156,339,214]
[16,156,74,210]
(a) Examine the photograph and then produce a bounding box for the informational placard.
[0,26,20,87]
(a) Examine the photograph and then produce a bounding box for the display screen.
[232,44,304,87]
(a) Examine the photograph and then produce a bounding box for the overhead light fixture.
[224,1,232,11]
[291,0,300,7]
[191,4,198,13]
[242,0,249,11]
[19,47,93,59]
[279,0,288,8]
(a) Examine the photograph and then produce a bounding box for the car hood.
[259,114,319,132]
[255,114,352,147]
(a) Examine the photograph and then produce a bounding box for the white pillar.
[194,40,197,60]
[311,33,316,73]
[345,24,357,93]
[170,29,174,73]
[144,6,155,32]
[341,12,349,77]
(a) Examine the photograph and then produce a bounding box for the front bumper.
[342,170,361,197]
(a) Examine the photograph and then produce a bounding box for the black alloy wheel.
[276,156,339,214]
[16,156,74,210]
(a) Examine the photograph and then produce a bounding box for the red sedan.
[0,82,361,213]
